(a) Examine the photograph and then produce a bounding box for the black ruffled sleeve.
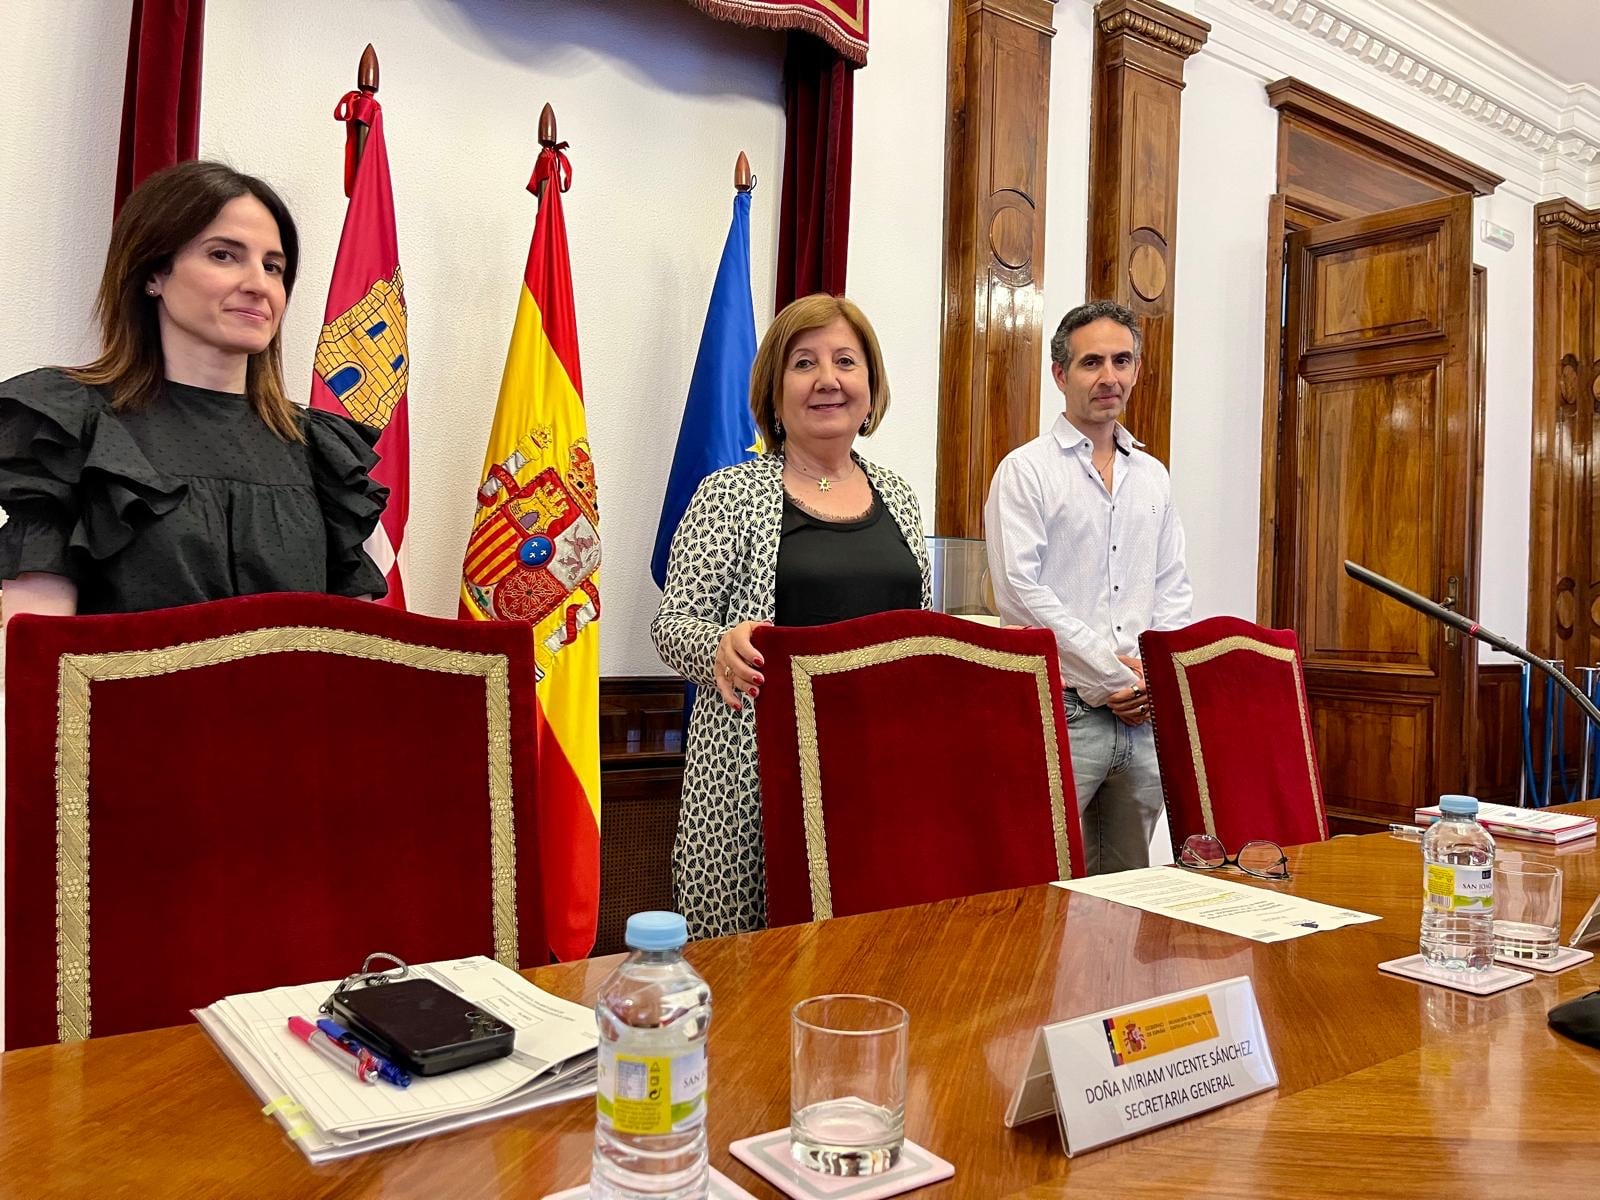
[0,368,185,581]
[303,407,391,599]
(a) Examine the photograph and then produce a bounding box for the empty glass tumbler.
[1492,861,1562,962]
[790,995,908,1176]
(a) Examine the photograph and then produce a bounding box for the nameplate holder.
[1003,975,1276,1156]
[1571,891,1600,950]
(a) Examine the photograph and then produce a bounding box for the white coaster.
[544,1167,756,1200]
[1494,945,1595,974]
[729,1129,954,1200]
[1379,954,1533,995]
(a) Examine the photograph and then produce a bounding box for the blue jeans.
[1061,688,1164,874]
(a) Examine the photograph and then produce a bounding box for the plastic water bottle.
[1419,794,1496,970]
[591,911,712,1200]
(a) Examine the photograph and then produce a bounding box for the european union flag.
[651,189,761,588]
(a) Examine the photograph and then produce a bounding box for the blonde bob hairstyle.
[750,293,890,452]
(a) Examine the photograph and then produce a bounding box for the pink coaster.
[728,1129,953,1200]
[1494,945,1595,974]
[1379,953,1533,995]
[543,1167,756,1200]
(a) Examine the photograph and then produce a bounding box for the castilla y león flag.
[460,140,600,962]
[310,88,410,607]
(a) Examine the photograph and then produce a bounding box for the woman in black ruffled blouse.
[0,160,388,626]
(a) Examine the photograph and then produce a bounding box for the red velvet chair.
[1140,615,1329,852]
[5,593,546,1049]
[752,611,1084,926]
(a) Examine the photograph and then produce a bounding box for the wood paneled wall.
[1085,0,1208,466]
[935,0,1057,537]
[1528,200,1600,791]
[1529,201,1600,668]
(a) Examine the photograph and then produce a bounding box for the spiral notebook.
[195,955,598,1163]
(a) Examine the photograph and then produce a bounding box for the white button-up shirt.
[985,415,1193,707]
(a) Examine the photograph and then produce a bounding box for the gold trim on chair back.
[788,635,1072,920]
[53,626,517,1043]
[1170,634,1326,841]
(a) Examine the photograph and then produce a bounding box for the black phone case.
[327,979,515,1076]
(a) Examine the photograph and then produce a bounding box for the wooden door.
[1277,194,1476,830]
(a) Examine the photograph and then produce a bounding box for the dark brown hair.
[68,160,305,441]
[1050,300,1143,369]
[750,293,890,451]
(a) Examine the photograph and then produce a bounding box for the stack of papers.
[1413,801,1597,845]
[195,956,598,1162]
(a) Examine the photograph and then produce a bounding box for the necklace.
[1092,449,1115,489]
[784,453,857,492]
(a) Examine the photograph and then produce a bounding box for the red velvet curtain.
[775,34,854,307]
[114,0,206,216]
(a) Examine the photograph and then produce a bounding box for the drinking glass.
[1492,861,1562,961]
[790,994,908,1176]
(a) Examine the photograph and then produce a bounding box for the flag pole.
[345,44,379,197]
[735,150,754,194]
[534,104,559,203]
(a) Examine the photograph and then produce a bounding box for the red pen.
[287,1015,378,1084]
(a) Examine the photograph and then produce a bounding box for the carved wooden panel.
[1280,194,1475,829]
[935,0,1057,538]
[1299,366,1440,675]
[1310,691,1432,830]
[1528,201,1600,788]
[1310,236,1442,347]
[1471,663,1525,805]
[1529,201,1600,671]
[1281,125,1449,222]
[1085,0,1208,465]
[1268,79,1502,224]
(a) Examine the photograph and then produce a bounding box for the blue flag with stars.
[651,189,761,589]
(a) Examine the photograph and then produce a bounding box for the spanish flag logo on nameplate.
[1004,976,1277,1157]
[1102,995,1220,1066]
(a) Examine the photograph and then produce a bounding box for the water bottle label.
[1424,864,1494,912]
[596,1045,706,1136]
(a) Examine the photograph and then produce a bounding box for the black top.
[0,367,388,614]
[775,481,923,628]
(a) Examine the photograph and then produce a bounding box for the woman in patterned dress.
[652,294,932,939]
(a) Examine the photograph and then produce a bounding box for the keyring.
[319,951,409,1015]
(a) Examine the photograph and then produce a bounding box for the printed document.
[1054,867,1379,942]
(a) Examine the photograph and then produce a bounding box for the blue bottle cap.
[1439,794,1479,816]
[625,911,689,951]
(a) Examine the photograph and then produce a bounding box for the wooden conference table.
[3,805,1599,1199]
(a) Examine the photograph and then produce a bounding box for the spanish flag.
[460,139,600,962]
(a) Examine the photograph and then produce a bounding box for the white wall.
[0,0,134,380]
[1168,52,1279,623]
[1039,0,1096,431]
[1471,190,1535,658]
[202,0,786,677]
[845,1,949,517]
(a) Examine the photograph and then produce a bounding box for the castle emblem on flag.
[464,435,601,673]
[313,267,408,431]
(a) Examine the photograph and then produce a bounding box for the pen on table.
[1389,823,1425,839]
[287,1015,378,1084]
[316,1017,412,1088]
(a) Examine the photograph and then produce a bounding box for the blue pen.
[317,1017,412,1088]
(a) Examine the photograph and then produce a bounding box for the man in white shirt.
[984,301,1193,873]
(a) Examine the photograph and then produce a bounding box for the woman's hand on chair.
[714,621,769,709]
